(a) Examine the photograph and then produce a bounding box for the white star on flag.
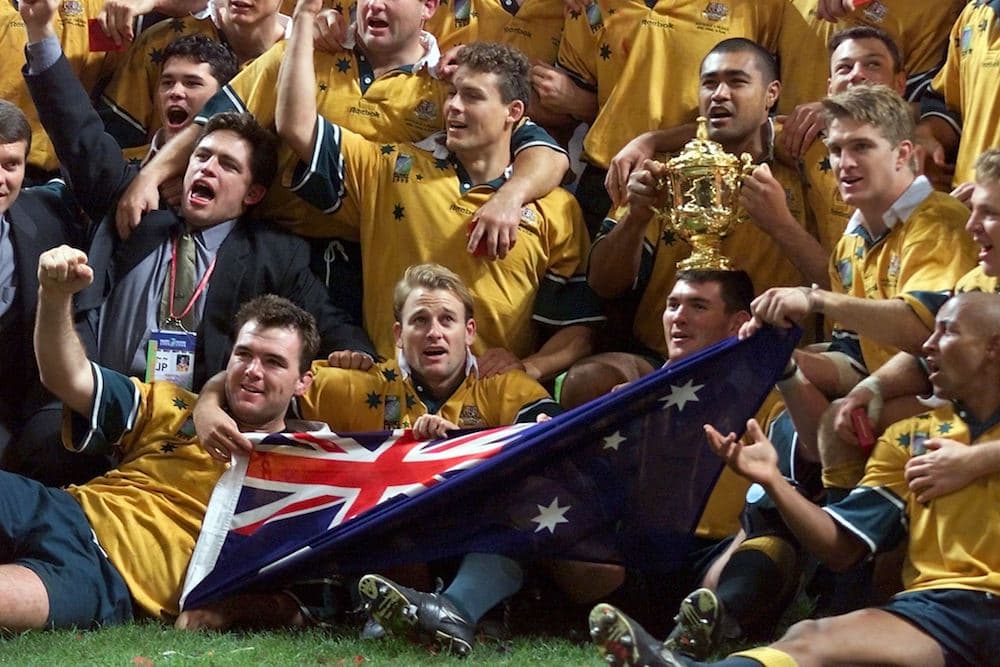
[602,431,626,451]
[659,378,704,412]
[531,497,570,533]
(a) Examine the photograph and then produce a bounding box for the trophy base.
[678,248,733,272]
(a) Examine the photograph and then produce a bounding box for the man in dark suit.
[10,0,374,487]
[0,101,84,468]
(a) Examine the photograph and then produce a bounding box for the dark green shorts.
[0,470,133,628]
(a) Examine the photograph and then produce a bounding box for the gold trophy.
[652,116,755,271]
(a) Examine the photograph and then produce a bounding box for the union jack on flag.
[182,326,799,611]
[229,426,533,536]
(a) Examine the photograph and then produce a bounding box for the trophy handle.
[734,153,757,221]
[649,163,672,220]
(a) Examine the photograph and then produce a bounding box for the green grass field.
[0,624,599,666]
[0,586,813,665]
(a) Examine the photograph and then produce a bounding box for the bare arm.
[743,287,929,355]
[811,290,929,355]
[152,0,205,14]
[587,207,647,299]
[478,324,593,383]
[830,352,934,450]
[863,351,930,400]
[275,0,322,161]
[740,164,830,288]
[115,122,199,238]
[34,246,96,417]
[775,361,831,462]
[605,124,696,208]
[522,324,593,383]
[706,419,868,571]
[588,159,669,298]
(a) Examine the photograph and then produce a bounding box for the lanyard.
[166,233,217,325]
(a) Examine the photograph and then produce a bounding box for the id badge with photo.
[146,330,197,390]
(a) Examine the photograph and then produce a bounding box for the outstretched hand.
[704,419,780,486]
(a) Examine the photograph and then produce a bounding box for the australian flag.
[181,326,799,610]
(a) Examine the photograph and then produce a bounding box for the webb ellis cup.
[652,116,755,271]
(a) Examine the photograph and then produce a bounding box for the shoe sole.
[358,575,419,637]
[358,574,472,657]
[664,587,719,660]
[589,603,642,666]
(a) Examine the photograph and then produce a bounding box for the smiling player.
[742,84,976,394]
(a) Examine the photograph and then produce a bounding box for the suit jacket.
[25,54,374,391]
[0,183,83,444]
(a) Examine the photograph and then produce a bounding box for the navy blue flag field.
[181,326,799,610]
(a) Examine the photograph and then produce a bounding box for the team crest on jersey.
[453,0,471,26]
[961,26,973,55]
[837,258,853,290]
[62,0,83,16]
[586,2,603,32]
[383,395,402,430]
[910,431,929,456]
[887,252,900,281]
[458,404,486,427]
[414,99,438,122]
[158,417,197,453]
[179,417,197,439]
[703,2,728,22]
[861,0,887,24]
[519,206,538,228]
[393,154,413,182]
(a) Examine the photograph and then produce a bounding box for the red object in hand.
[468,220,487,257]
[88,19,124,52]
[852,407,876,454]
[852,0,873,7]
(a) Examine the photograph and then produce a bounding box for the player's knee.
[776,617,827,661]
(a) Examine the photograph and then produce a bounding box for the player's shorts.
[0,470,133,628]
[883,588,1000,667]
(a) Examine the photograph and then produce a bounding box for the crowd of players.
[0,0,998,664]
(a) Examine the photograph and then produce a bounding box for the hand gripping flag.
[181,326,799,610]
